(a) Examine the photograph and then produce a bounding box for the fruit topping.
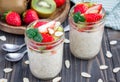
[26,21,63,42]
[71,2,104,31]
[84,13,102,22]
[73,12,85,23]
[31,0,56,18]
[54,0,66,8]
[26,28,43,42]
[55,31,64,37]
[3,11,21,26]
[38,21,55,33]
[41,33,54,42]
[23,9,39,24]
[85,4,102,14]
[34,21,48,28]
[74,3,88,14]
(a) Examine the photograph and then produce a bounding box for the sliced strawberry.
[74,3,88,14]
[38,21,56,33]
[84,13,102,22]
[34,21,48,28]
[41,33,54,42]
[85,4,102,14]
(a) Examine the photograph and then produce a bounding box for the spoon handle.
[22,50,27,55]
[20,43,26,48]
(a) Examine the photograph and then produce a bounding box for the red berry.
[54,0,65,8]
[85,4,102,14]
[74,3,88,14]
[34,21,48,28]
[4,11,21,26]
[41,33,54,42]
[84,13,102,22]
[23,9,39,24]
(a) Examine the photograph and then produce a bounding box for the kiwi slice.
[31,0,56,18]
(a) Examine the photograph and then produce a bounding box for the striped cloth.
[71,0,120,30]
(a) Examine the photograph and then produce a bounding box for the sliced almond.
[110,40,117,45]
[3,68,12,73]
[23,77,29,82]
[0,78,7,82]
[48,28,54,35]
[64,39,70,43]
[25,60,29,65]
[81,72,91,78]
[65,60,70,69]
[38,21,55,33]
[55,22,61,27]
[106,51,112,58]
[99,65,108,70]
[113,67,120,73]
[52,77,61,82]
[55,31,63,37]
[0,36,6,41]
[98,78,103,82]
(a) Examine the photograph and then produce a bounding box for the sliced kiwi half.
[31,0,56,18]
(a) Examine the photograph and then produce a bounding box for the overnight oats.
[69,2,105,59]
[25,20,64,79]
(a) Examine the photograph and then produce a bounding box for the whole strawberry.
[3,11,21,26]
[23,9,39,24]
[54,0,65,8]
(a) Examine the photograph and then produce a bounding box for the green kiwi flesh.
[31,0,56,18]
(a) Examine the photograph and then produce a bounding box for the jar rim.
[25,19,65,45]
[69,4,106,32]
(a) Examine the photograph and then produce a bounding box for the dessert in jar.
[25,20,64,79]
[69,2,105,59]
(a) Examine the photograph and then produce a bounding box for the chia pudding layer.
[69,18,104,59]
[27,42,63,79]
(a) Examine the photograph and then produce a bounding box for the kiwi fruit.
[0,0,28,14]
[31,0,56,18]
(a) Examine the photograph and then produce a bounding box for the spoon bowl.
[1,43,26,52]
[5,50,27,62]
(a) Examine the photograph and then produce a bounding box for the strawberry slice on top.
[34,21,48,28]
[85,4,102,14]
[74,3,88,14]
[84,13,102,22]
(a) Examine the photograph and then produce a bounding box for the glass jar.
[69,4,105,59]
[25,20,64,79]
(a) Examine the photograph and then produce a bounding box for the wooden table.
[0,18,120,82]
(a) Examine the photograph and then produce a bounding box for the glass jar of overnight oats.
[25,20,64,79]
[69,2,105,59]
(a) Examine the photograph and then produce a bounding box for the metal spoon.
[5,50,27,62]
[1,43,26,52]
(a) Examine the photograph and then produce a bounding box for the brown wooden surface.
[0,0,70,35]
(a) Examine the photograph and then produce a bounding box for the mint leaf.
[73,12,85,23]
[33,33,42,42]
[73,12,80,23]
[26,28,38,38]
